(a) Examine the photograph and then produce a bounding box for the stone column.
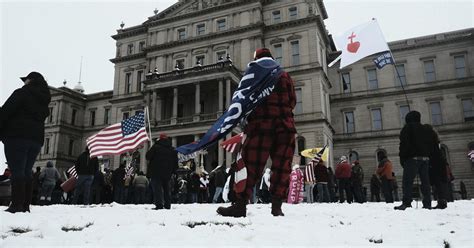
[172,137,177,148]
[151,90,157,123]
[225,133,232,168]
[156,95,162,122]
[194,135,200,167]
[218,142,224,167]
[226,79,232,107]
[194,83,201,121]
[56,101,62,124]
[171,87,178,124]
[140,144,148,173]
[218,79,224,116]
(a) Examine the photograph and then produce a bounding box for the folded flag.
[67,166,78,179]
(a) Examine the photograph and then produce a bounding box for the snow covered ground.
[0,200,473,247]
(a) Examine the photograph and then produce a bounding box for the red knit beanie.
[159,133,168,139]
[254,48,273,60]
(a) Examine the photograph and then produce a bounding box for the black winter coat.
[75,151,99,176]
[399,112,438,166]
[146,139,178,180]
[0,82,51,145]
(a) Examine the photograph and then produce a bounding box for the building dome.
[73,81,84,93]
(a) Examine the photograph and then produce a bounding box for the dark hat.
[254,48,273,60]
[159,133,168,139]
[20,71,45,83]
[405,110,421,124]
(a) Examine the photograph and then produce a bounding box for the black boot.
[271,198,284,217]
[216,199,247,217]
[394,202,412,210]
[434,199,447,209]
[5,180,25,213]
[24,180,33,212]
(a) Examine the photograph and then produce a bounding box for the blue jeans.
[73,175,94,205]
[316,183,330,203]
[41,183,55,201]
[3,138,42,182]
[402,159,431,206]
[213,187,223,203]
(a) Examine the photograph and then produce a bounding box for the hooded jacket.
[39,162,60,186]
[0,80,51,145]
[399,111,438,165]
[146,138,178,180]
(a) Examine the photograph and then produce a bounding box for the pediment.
[147,0,236,22]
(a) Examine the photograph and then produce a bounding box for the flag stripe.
[87,112,148,157]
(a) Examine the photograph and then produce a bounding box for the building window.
[48,107,53,123]
[430,102,443,126]
[196,55,205,66]
[125,72,132,94]
[44,138,50,154]
[216,51,226,61]
[127,44,134,55]
[273,44,283,65]
[454,55,466,78]
[371,108,383,131]
[137,70,143,92]
[291,41,300,66]
[399,105,410,126]
[295,88,302,114]
[176,59,185,69]
[196,24,205,36]
[289,7,297,20]
[71,108,77,125]
[367,68,378,89]
[123,112,130,120]
[424,60,436,82]
[341,72,351,93]
[462,99,474,122]
[344,111,355,134]
[139,41,145,51]
[217,19,226,31]
[104,108,111,125]
[395,64,407,86]
[272,10,281,23]
[116,45,121,57]
[349,151,359,164]
[178,28,186,40]
[90,110,96,126]
[68,139,74,156]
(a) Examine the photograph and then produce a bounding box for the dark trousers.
[381,177,394,203]
[352,182,364,203]
[40,183,55,201]
[134,186,146,204]
[371,190,381,202]
[338,178,353,203]
[113,184,124,203]
[3,138,41,182]
[151,177,171,208]
[73,175,94,205]
[402,159,431,207]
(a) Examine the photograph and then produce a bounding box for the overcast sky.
[0,0,472,170]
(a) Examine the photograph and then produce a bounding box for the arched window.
[348,151,359,163]
[440,144,451,165]
[376,149,387,163]
[297,136,306,165]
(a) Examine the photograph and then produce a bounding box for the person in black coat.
[0,72,51,213]
[72,147,99,205]
[146,134,178,209]
[395,111,437,210]
[112,163,126,203]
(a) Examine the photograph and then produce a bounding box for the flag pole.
[145,106,153,145]
[389,51,411,111]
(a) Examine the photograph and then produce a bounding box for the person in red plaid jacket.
[217,48,296,217]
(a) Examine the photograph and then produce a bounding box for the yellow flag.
[300,147,329,161]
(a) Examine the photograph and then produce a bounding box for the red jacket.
[335,161,352,179]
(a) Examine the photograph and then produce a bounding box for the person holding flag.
[216,48,297,217]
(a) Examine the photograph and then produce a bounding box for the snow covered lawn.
[1,200,473,247]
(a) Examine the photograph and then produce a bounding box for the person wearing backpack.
[351,160,365,203]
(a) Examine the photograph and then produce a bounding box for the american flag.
[124,158,136,180]
[304,145,327,183]
[220,133,244,153]
[87,112,149,158]
[67,166,78,179]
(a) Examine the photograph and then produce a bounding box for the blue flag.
[176,58,282,155]
[373,51,394,69]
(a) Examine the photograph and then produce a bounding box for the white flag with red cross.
[334,19,390,69]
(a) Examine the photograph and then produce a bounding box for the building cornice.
[144,0,260,28]
[110,52,146,64]
[112,26,147,40]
